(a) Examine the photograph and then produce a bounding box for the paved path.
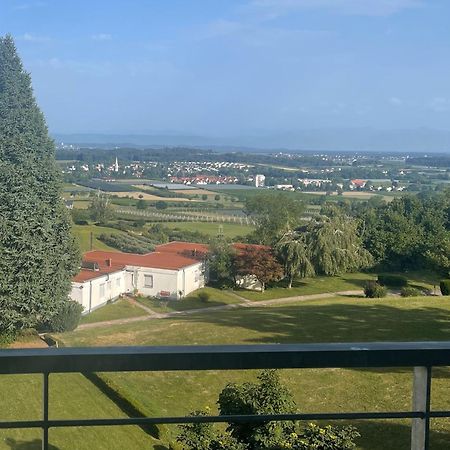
[76,289,363,331]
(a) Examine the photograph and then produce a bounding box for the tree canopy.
[245,192,304,245]
[0,35,79,333]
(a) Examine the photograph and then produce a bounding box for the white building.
[255,174,266,187]
[71,246,206,314]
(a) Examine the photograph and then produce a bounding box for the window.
[99,283,105,298]
[144,274,153,288]
[116,278,121,288]
[194,270,199,282]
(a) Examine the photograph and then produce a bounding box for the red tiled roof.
[83,250,201,271]
[155,241,209,257]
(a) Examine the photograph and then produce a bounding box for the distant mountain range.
[53,128,450,153]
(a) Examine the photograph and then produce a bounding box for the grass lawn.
[162,221,253,238]
[237,271,441,301]
[0,373,161,449]
[238,272,375,300]
[72,224,126,252]
[80,298,148,324]
[58,295,450,449]
[135,287,240,313]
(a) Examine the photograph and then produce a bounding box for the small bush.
[378,274,408,287]
[440,280,450,296]
[197,291,210,303]
[286,423,360,450]
[364,281,387,298]
[47,300,83,332]
[401,286,422,297]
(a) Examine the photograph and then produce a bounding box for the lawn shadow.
[4,438,60,450]
[322,419,450,450]
[175,301,450,345]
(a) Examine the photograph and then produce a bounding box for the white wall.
[70,270,130,314]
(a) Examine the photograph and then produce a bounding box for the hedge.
[378,274,408,287]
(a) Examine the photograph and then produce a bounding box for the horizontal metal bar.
[1,342,450,374]
[7,410,450,430]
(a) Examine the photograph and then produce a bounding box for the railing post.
[411,366,431,450]
[42,372,49,450]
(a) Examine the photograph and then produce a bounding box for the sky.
[2,0,450,141]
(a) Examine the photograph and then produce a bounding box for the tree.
[245,193,304,245]
[208,238,236,285]
[88,192,115,222]
[218,370,296,449]
[0,36,80,333]
[201,194,208,201]
[214,194,220,201]
[233,246,283,292]
[276,232,314,288]
[306,214,373,276]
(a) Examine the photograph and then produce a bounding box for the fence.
[1,342,450,450]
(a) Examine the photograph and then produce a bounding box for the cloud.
[245,0,423,18]
[428,97,450,112]
[13,1,46,11]
[21,33,51,43]
[389,96,403,106]
[91,34,112,41]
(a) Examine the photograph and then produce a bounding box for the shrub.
[286,423,360,450]
[46,300,83,332]
[377,274,408,287]
[440,280,450,296]
[197,291,210,303]
[364,281,387,298]
[401,286,422,297]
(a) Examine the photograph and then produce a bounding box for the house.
[70,249,206,313]
[349,179,367,190]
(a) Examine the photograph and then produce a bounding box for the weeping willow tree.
[0,35,80,334]
[306,215,373,276]
[276,232,315,288]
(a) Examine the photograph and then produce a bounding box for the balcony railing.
[1,342,450,450]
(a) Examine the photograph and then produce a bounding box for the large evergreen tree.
[0,35,80,333]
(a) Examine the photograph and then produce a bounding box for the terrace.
[1,342,449,450]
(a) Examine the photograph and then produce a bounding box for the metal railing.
[1,342,450,450]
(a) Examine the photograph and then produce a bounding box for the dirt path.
[75,289,363,331]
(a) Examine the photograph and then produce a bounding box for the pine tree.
[0,35,80,333]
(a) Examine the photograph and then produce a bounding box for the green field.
[55,294,450,449]
[72,224,125,252]
[163,221,253,238]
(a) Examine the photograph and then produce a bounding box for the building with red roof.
[70,248,206,314]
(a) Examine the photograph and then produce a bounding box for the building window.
[116,278,121,288]
[144,275,153,288]
[194,270,199,282]
[99,283,105,298]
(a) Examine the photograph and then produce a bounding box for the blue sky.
[2,0,450,137]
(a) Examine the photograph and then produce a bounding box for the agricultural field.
[56,294,450,449]
[163,221,253,238]
[111,191,194,202]
[72,224,126,252]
